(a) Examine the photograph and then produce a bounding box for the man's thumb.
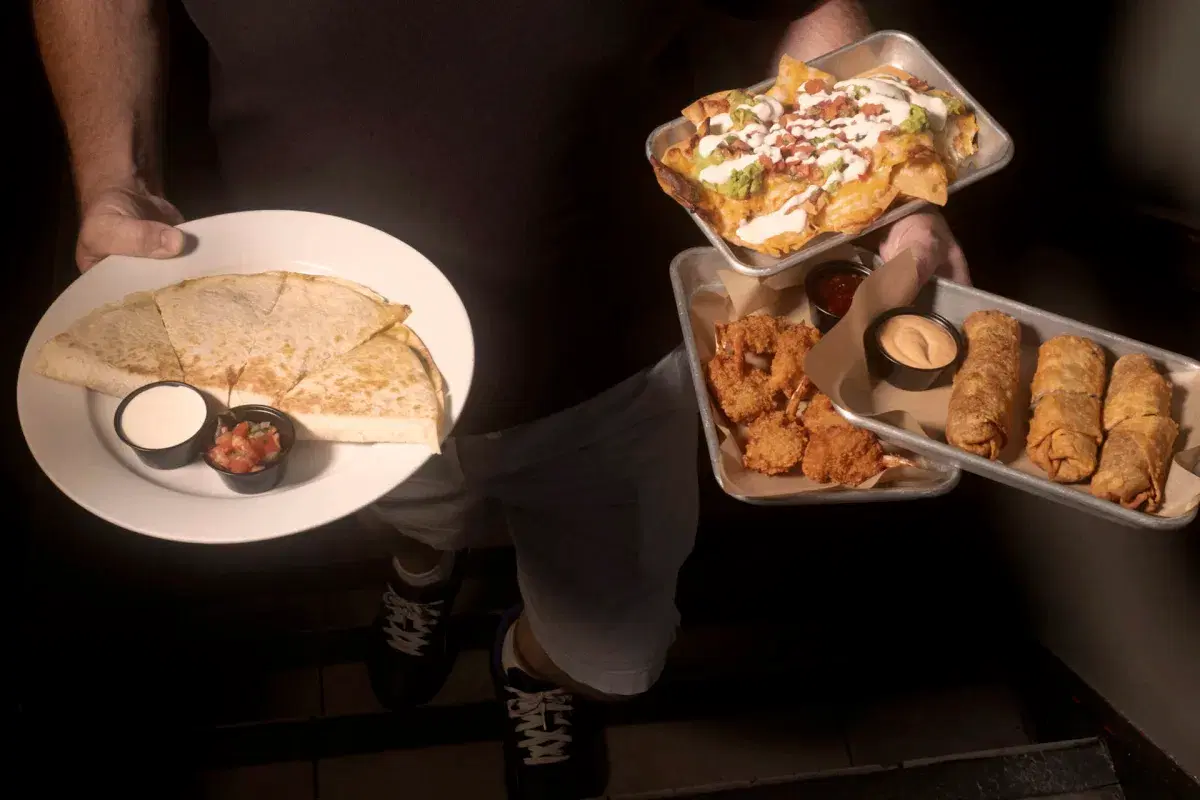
[105,217,186,260]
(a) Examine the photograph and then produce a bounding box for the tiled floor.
[207,665,322,726]
[846,683,1030,765]
[605,715,850,796]
[201,669,1034,799]
[317,741,506,800]
[201,762,315,800]
[322,649,494,716]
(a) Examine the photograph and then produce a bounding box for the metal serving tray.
[671,247,961,506]
[647,30,1014,279]
[836,279,1200,530]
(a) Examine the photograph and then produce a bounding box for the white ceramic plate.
[17,210,474,545]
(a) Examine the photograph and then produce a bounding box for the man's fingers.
[79,214,185,269]
[942,243,972,286]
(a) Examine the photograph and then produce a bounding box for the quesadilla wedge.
[154,272,287,403]
[652,54,979,257]
[278,323,444,450]
[229,273,408,408]
[33,291,183,398]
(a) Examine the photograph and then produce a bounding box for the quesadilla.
[33,291,184,398]
[652,54,979,257]
[278,323,444,451]
[229,273,408,408]
[154,272,287,402]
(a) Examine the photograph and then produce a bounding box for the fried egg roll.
[946,310,1021,460]
[1025,335,1106,483]
[1103,353,1173,430]
[1090,354,1178,512]
[1090,414,1180,512]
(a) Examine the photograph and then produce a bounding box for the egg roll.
[1025,336,1106,483]
[1027,393,1104,483]
[1029,336,1106,402]
[1103,353,1172,430]
[1090,414,1180,512]
[946,310,1021,460]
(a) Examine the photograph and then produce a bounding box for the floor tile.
[606,713,850,796]
[207,666,322,725]
[321,662,384,717]
[318,741,505,800]
[322,587,380,631]
[200,761,314,800]
[322,649,494,717]
[846,683,1030,766]
[199,590,329,635]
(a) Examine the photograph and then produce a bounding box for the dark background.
[7,0,1199,790]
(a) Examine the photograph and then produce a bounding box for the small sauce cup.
[804,261,872,334]
[865,307,964,391]
[202,405,296,495]
[114,381,216,470]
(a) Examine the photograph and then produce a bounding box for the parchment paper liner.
[803,251,1200,518]
[691,246,950,498]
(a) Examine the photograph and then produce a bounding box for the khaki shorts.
[368,348,699,696]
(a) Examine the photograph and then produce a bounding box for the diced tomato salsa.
[208,420,282,474]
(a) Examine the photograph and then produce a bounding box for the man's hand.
[76,182,185,272]
[774,0,872,64]
[879,212,972,286]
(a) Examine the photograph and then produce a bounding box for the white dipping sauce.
[120,384,208,449]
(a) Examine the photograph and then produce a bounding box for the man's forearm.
[774,0,872,65]
[33,0,165,205]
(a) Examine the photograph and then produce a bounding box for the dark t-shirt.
[176,0,810,433]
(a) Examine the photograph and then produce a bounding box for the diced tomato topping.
[817,95,856,121]
[207,420,282,475]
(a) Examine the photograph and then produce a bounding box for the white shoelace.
[506,686,574,766]
[381,589,443,656]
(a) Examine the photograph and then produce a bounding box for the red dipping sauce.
[810,270,865,317]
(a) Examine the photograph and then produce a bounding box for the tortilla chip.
[652,54,975,258]
[817,169,901,232]
[891,151,949,205]
[768,54,836,103]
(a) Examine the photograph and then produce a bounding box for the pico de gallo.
[208,419,282,474]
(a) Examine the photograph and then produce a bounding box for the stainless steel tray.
[836,279,1200,530]
[648,30,1014,279]
[671,247,961,505]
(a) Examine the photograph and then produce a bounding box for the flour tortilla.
[154,272,287,403]
[33,291,183,398]
[278,323,444,450]
[230,273,407,408]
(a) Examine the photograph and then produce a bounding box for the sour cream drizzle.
[695,75,957,243]
[735,185,818,244]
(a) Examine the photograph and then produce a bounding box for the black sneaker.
[367,555,463,709]
[492,607,608,800]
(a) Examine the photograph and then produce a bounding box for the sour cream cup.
[114,381,217,470]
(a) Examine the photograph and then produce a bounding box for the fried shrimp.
[743,410,809,475]
[706,315,822,422]
[800,393,915,485]
[706,317,915,485]
[767,321,822,399]
[706,350,775,423]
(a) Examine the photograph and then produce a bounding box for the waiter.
[34,1,967,796]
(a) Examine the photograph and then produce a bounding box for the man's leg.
[474,350,699,798]
[364,439,481,709]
